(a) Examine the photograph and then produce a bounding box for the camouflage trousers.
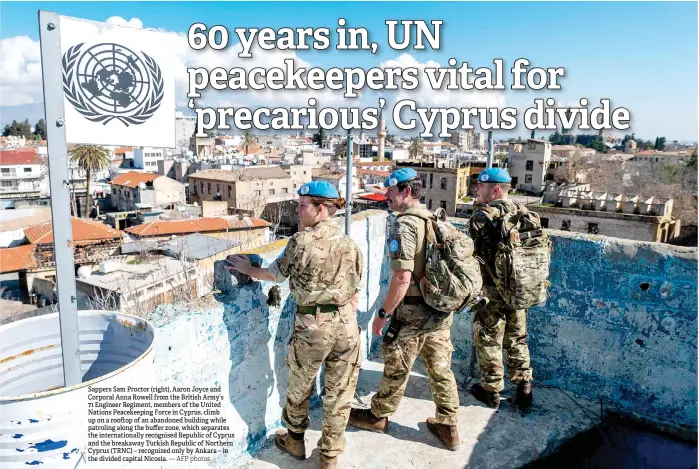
[473,285,532,393]
[371,304,460,425]
[282,304,361,458]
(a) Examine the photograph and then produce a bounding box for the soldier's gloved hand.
[372,317,389,336]
[226,255,252,274]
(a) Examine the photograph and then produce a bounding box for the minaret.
[378,109,386,162]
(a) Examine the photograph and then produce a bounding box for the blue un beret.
[384,168,419,188]
[297,181,340,198]
[477,168,512,184]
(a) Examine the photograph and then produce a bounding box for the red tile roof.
[125,217,271,238]
[359,193,387,202]
[355,161,394,168]
[0,244,37,273]
[0,149,43,166]
[25,218,122,244]
[114,147,133,154]
[111,171,160,188]
[357,168,391,177]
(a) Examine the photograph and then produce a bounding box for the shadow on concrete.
[214,278,296,457]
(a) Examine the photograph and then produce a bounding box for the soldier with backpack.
[469,167,552,411]
[348,168,482,451]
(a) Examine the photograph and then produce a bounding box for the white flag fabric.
[59,15,175,147]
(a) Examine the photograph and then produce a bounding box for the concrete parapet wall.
[146,211,697,465]
[525,230,698,433]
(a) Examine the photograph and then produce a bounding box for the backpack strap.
[397,212,437,245]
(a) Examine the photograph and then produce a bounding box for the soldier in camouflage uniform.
[227,181,363,469]
[468,168,533,410]
[348,168,460,451]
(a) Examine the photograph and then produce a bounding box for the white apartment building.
[133,147,165,171]
[175,111,197,156]
[508,139,552,194]
[450,130,474,151]
[0,149,48,199]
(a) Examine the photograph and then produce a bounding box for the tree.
[386,133,396,145]
[311,127,325,147]
[654,137,666,151]
[242,130,255,155]
[688,149,698,170]
[408,137,424,159]
[2,119,32,139]
[70,145,110,219]
[34,119,47,140]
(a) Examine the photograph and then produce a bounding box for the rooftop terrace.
[141,209,696,468]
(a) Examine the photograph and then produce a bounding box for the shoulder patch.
[389,239,400,253]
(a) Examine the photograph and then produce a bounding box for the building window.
[561,220,571,231]
[24,167,32,173]
[525,174,533,184]
[588,223,599,234]
[254,190,262,196]
[526,160,534,171]
[207,183,211,195]
[303,171,307,175]
[228,185,232,198]
[282,188,288,194]
[1,168,10,174]
[440,178,447,190]
[200,182,204,193]
[216,184,220,194]
[269,189,275,195]
[193,184,197,195]
[429,174,433,188]
[2,180,12,187]
[440,200,447,210]
[540,217,549,228]
[421,178,427,188]
[428,199,433,209]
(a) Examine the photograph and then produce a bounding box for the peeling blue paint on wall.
[148,212,697,465]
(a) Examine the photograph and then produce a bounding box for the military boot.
[514,382,533,410]
[347,408,388,433]
[471,383,500,409]
[426,417,460,451]
[320,453,337,469]
[274,429,306,460]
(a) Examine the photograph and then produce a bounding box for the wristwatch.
[378,308,392,319]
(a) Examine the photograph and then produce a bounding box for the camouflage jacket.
[469,199,519,286]
[269,219,364,307]
[387,204,432,298]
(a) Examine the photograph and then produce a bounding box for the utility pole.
[345,129,352,236]
[486,130,494,169]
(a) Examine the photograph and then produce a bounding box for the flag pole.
[38,10,82,387]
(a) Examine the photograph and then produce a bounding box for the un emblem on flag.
[62,43,164,126]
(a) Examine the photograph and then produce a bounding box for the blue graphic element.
[29,439,67,452]
[389,239,399,253]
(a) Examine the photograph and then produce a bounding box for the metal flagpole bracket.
[38,10,82,387]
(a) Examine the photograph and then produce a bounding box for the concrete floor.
[239,358,599,469]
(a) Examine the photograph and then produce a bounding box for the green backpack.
[398,208,483,313]
[478,203,552,309]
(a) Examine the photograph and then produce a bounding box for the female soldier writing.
[226,181,364,469]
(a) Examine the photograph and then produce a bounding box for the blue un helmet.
[383,168,419,188]
[297,181,340,198]
[477,167,512,183]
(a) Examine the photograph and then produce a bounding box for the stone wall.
[146,210,697,466]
